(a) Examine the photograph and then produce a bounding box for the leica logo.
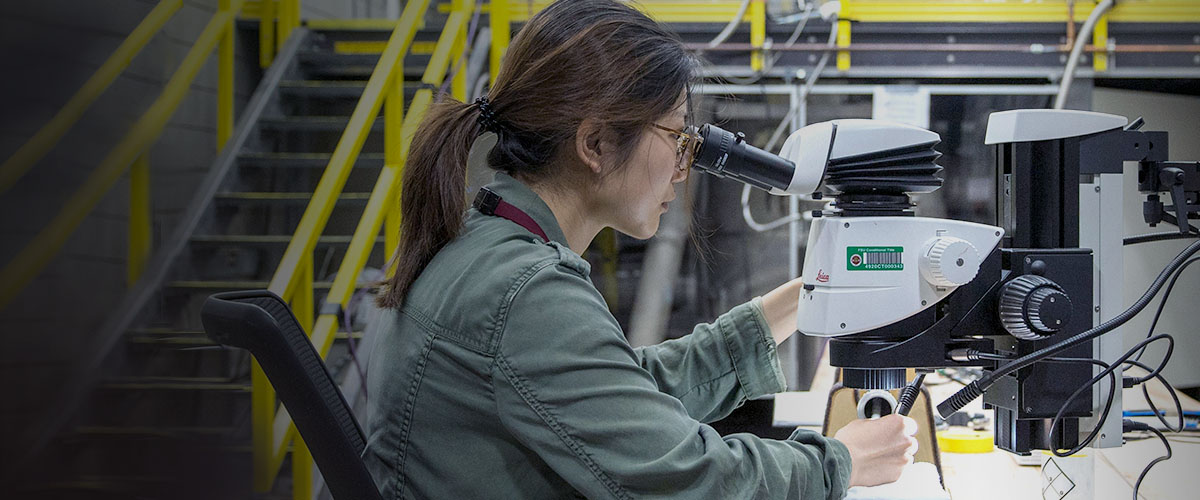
[816,269,830,283]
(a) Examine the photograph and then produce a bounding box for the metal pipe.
[1057,0,1116,109]
[685,42,1200,53]
[695,83,1060,95]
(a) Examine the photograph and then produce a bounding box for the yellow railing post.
[490,0,510,85]
[290,254,314,500]
[218,0,235,149]
[385,50,406,260]
[251,359,274,492]
[292,436,314,500]
[0,0,182,195]
[259,0,276,67]
[277,0,296,51]
[256,0,440,492]
[451,0,470,99]
[0,0,245,312]
[750,0,766,71]
[837,19,852,71]
[1093,13,1109,72]
[127,154,152,286]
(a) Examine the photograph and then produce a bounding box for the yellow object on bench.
[937,429,994,453]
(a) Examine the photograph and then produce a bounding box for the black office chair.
[201,290,383,500]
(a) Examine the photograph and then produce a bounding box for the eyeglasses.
[651,123,697,172]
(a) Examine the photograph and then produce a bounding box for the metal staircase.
[15,18,446,498]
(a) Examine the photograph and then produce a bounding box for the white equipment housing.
[798,216,1004,336]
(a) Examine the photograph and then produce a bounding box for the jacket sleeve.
[632,297,786,423]
[492,261,852,500]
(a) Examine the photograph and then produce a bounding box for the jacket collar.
[479,172,571,248]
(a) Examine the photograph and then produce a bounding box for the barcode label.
[847,247,904,271]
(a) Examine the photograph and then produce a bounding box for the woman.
[365,1,915,498]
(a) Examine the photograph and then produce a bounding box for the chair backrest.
[201,290,383,500]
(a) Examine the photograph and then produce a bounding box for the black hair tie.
[474,97,501,133]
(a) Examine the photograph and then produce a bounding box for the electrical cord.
[896,372,926,416]
[937,238,1200,418]
[1044,356,1115,457]
[740,183,805,231]
[973,351,1117,456]
[705,0,753,51]
[1124,419,1172,500]
[762,16,837,153]
[1133,256,1200,364]
[1124,358,1185,434]
[1054,0,1116,109]
[972,337,1184,456]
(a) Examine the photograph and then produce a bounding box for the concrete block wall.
[0,0,384,470]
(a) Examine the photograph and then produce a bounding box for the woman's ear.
[574,118,606,175]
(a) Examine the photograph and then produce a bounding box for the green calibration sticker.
[847,246,904,271]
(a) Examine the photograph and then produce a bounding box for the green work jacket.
[363,172,852,499]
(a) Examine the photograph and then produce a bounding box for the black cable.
[1133,256,1200,364]
[970,351,1116,456]
[1125,419,1172,500]
[937,238,1200,418]
[1124,231,1198,246]
[896,372,925,416]
[1043,357,1115,457]
[1123,355,1185,434]
[1044,335,1172,456]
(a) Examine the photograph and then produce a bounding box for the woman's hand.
[833,414,919,487]
[760,277,806,345]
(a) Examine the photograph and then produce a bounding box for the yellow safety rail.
[0,0,243,311]
[835,1,1200,71]
[481,1,1198,77]
[253,0,476,495]
[242,0,302,67]
[0,0,182,194]
[838,0,1200,23]
[486,0,769,80]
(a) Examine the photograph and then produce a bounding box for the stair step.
[213,191,373,204]
[237,151,386,168]
[298,51,379,67]
[190,234,384,247]
[101,377,251,392]
[165,279,335,290]
[259,115,384,132]
[71,425,239,439]
[279,79,367,98]
[128,329,364,346]
[20,475,172,497]
[296,52,426,78]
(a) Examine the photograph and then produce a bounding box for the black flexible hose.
[896,373,925,416]
[1124,230,1198,246]
[937,238,1200,418]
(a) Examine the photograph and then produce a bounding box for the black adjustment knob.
[999,275,1073,341]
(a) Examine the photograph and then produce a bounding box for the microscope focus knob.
[999,275,1073,341]
[920,237,981,287]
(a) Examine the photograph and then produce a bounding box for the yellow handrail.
[252,0,435,492]
[487,0,769,81]
[0,0,182,194]
[264,0,427,302]
[0,0,244,312]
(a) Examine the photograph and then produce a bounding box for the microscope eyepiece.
[689,124,797,193]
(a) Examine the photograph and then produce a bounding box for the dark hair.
[378,0,697,308]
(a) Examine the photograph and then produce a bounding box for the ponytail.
[377,0,697,309]
[376,96,482,308]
